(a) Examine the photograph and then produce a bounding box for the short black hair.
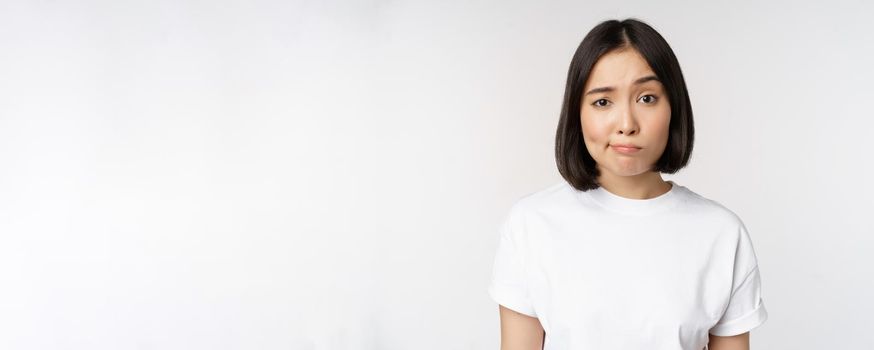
[555,18,694,191]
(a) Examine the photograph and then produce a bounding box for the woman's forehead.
[585,49,659,89]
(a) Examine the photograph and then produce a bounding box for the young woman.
[487,18,768,350]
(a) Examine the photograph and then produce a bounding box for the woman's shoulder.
[678,185,747,227]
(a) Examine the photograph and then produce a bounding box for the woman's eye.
[639,95,658,104]
[593,99,610,107]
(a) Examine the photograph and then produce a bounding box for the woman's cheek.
[582,116,608,145]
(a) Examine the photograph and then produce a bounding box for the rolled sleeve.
[709,266,768,336]
[487,208,537,317]
[709,221,768,336]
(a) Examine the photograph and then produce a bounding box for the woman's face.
[580,48,671,179]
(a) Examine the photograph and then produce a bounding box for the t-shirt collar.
[584,180,683,216]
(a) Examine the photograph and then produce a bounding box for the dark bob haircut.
[555,18,694,191]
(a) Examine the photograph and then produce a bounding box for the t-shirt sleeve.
[709,221,769,336]
[487,207,537,317]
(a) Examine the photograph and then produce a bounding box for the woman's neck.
[595,170,672,200]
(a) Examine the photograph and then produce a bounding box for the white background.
[1,0,872,349]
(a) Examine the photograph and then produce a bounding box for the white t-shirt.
[488,180,768,349]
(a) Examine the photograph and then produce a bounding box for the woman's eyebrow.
[584,75,660,96]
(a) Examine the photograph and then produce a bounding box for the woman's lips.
[610,145,641,154]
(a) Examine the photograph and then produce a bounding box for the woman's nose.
[616,103,639,135]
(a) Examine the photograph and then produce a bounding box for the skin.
[498,306,544,350]
[498,47,751,349]
[580,46,672,199]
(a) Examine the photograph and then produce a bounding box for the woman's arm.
[707,332,750,350]
[498,305,544,350]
